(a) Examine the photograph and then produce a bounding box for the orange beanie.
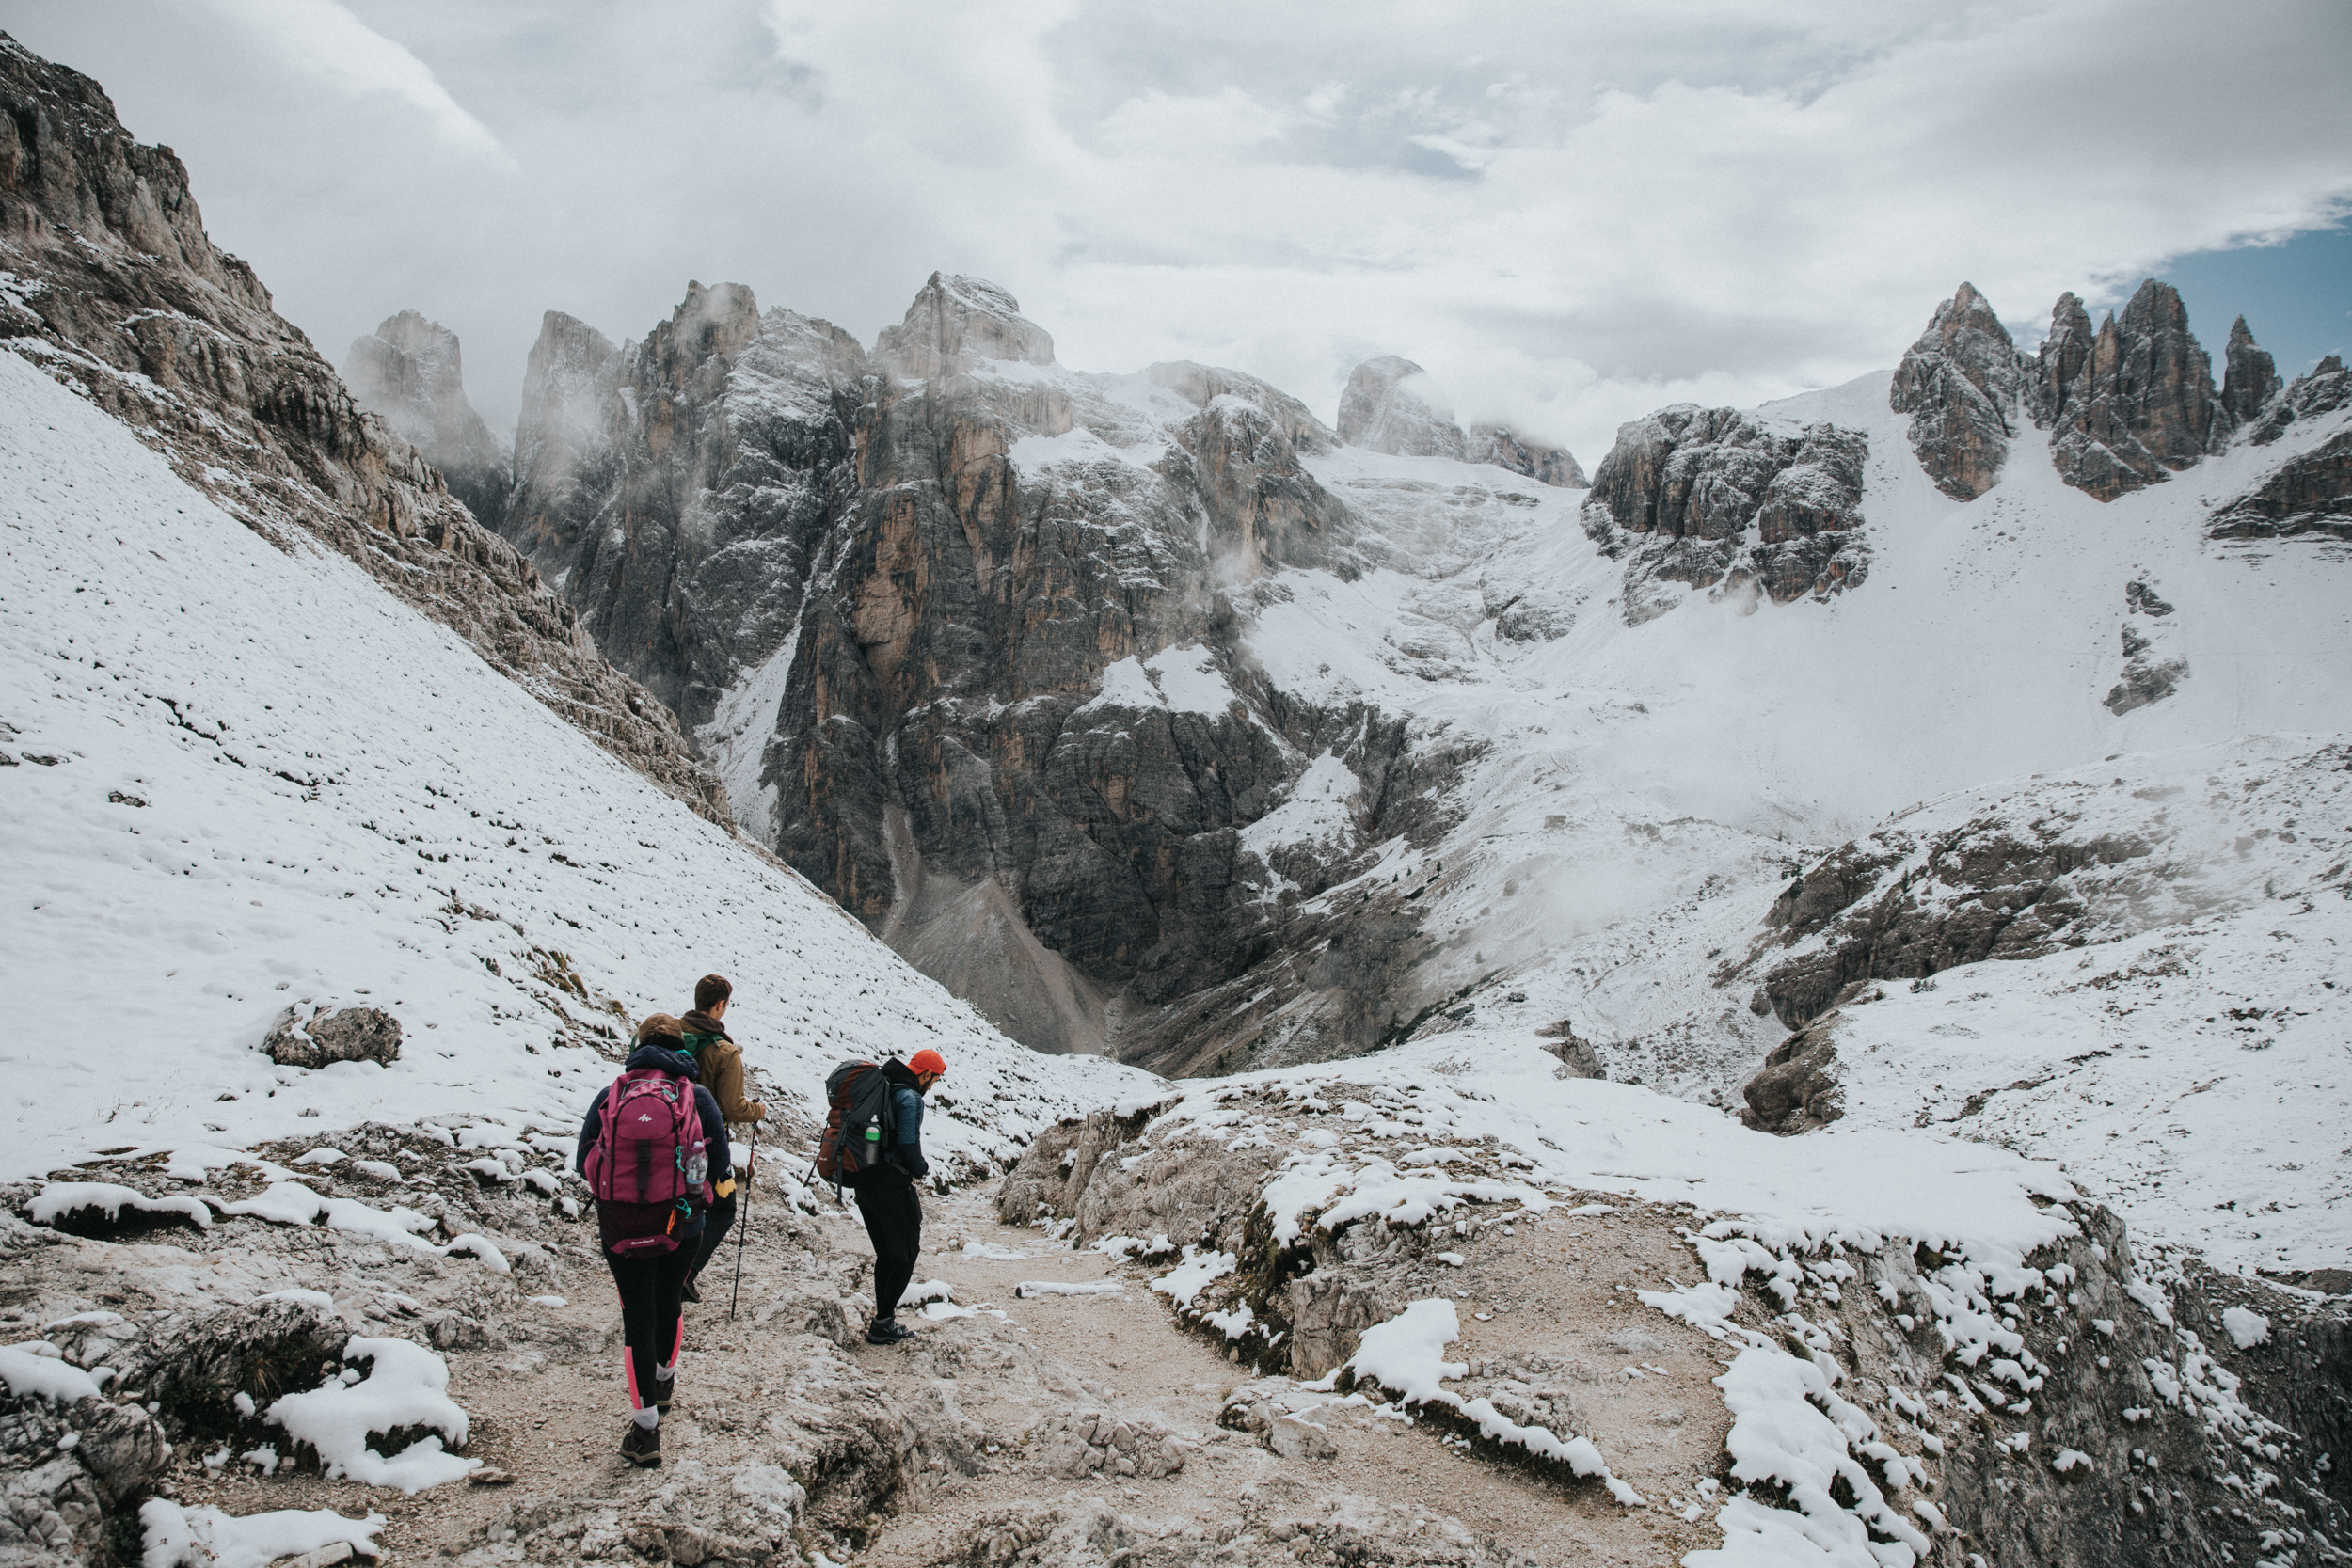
[909,1048,946,1078]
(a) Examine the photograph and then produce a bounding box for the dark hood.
[882,1056,923,1093]
[625,1041,701,1080]
[681,1010,732,1043]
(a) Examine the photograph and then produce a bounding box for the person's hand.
[750,1101,768,1123]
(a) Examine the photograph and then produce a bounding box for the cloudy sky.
[9,0,2350,462]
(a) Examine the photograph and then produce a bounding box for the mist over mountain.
[5,28,2350,1568]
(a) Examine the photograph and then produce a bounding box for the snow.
[1013,1280,1126,1298]
[1692,1346,1931,1567]
[2222,1307,2272,1349]
[696,629,799,840]
[1239,752,1358,858]
[1075,644,1240,718]
[0,1343,106,1403]
[27,1181,212,1229]
[1323,1298,1645,1505]
[1149,1246,1236,1307]
[0,352,1159,1192]
[138,1499,384,1568]
[1009,427,1167,477]
[264,1336,476,1492]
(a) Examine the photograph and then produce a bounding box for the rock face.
[2104,579,2187,713]
[499,272,1449,1068]
[2219,314,2282,425]
[2210,428,2352,542]
[1579,406,1868,623]
[1738,1013,1843,1132]
[342,310,509,529]
[2247,353,2347,447]
[1337,356,1583,485]
[262,1005,403,1069]
[1338,356,1465,459]
[1888,281,2023,500]
[0,33,726,825]
[2026,279,2228,500]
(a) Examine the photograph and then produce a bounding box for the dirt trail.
[112,1179,1736,1565]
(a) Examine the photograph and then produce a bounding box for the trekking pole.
[729,1123,756,1321]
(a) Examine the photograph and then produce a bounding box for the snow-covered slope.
[0,352,1153,1183]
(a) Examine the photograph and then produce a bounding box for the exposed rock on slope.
[1888,281,2022,500]
[2247,353,2347,446]
[342,309,509,530]
[2027,279,2229,500]
[1337,355,1583,485]
[2210,428,2352,541]
[0,32,725,824]
[1741,741,2350,1029]
[1579,405,1867,622]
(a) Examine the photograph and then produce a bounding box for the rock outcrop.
[1338,356,1466,460]
[2219,313,2282,425]
[1579,406,1868,622]
[1336,355,1583,485]
[2026,279,2228,500]
[2210,428,2352,542]
[2105,579,2188,713]
[0,32,726,824]
[262,1005,403,1069]
[342,310,508,529]
[1888,281,2023,500]
[2246,353,2349,447]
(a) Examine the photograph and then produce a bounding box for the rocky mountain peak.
[2029,277,2226,500]
[1140,360,1337,454]
[1337,355,1465,459]
[1888,280,2024,500]
[2220,314,2282,425]
[342,310,507,529]
[1338,354,1584,486]
[875,271,1055,378]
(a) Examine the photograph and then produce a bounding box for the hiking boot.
[679,1277,702,1305]
[866,1316,913,1346]
[619,1420,660,1468]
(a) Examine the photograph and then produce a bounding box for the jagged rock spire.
[2220,314,2282,425]
[1889,281,2024,500]
[2028,279,2226,501]
[342,311,508,529]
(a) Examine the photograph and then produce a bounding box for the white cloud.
[200,0,512,166]
[9,0,2346,463]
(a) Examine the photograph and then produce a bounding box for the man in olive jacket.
[679,974,765,1300]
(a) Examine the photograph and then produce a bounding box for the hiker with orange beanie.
[856,1048,946,1346]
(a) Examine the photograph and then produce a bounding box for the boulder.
[263,1006,402,1069]
[1740,1017,1844,1134]
[1888,282,2025,500]
[114,1297,348,1437]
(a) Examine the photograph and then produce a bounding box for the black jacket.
[577,1043,735,1236]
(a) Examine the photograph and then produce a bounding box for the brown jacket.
[681,1011,765,1126]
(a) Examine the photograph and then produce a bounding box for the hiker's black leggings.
[603,1243,692,1410]
[857,1176,923,1320]
[689,1191,737,1283]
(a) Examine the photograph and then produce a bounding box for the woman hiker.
[576,1014,733,1467]
[859,1048,946,1345]
[678,974,765,1303]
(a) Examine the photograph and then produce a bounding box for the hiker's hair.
[636,1012,685,1044]
[694,974,733,1011]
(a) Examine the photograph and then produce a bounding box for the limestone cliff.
[342,310,509,530]
[1337,354,1583,486]
[2026,279,2228,500]
[0,32,725,824]
[1888,281,2023,500]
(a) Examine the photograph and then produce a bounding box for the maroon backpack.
[584,1068,710,1254]
[815,1059,896,1190]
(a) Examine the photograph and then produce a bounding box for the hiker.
[853,1048,946,1346]
[679,974,765,1304]
[576,1014,732,1468]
